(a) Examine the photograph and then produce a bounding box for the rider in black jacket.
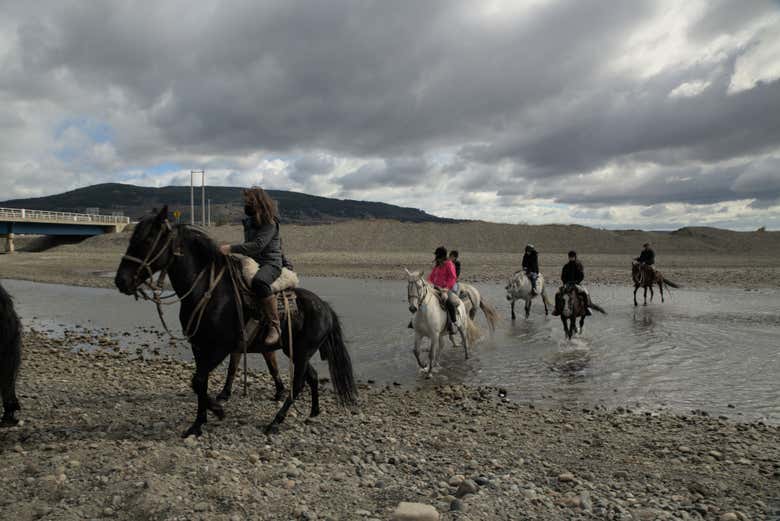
[635,243,655,266]
[521,244,540,295]
[553,250,590,316]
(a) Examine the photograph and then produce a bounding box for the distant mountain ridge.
[0,183,451,224]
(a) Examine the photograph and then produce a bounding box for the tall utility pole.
[207,199,211,227]
[190,169,205,226]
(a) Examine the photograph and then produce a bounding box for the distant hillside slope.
[278,220,780,255]
[0,183,450,224]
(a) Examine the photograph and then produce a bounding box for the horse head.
[115,206,175,295]
[404,268,426,313]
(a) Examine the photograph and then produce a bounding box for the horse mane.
[177,225,229,267]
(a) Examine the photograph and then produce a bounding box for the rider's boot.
[261,295,281,346]
[447,306,457,334]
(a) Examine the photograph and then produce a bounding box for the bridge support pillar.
[1,234,14,253]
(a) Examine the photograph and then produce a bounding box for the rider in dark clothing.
[521,244,540,295]
[635,243,655,266]
[222,188,283,346]
[553,250,590,316]
[449,250,461,280]
[560,256,584,285]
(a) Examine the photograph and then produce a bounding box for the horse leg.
[183,349,226,438]
[304,362,320,418]
[216,352,240,402]
[659,280,665,303]
[412,334,426,369]
[561,316,569,339]
[0,373,20,426]
[579,316,585,333]
[457,324,469,360]
[643,286,648,306]
[649,285,654,302]
[633,285,639,307]
[510,300,516,321]
[426,336,436,378]
[525,299,531,318]
[263,351,286,401]
[264,356,308,434]
[542,291,549,315]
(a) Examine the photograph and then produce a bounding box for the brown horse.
[632,262,680,306]
[559,285,606,340]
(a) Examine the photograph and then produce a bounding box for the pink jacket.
[428,260,457,290]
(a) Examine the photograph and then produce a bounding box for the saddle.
[234,256,299,318]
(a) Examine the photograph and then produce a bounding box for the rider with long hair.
[219,187,283,345]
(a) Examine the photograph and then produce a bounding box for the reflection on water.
[3,277,779,423]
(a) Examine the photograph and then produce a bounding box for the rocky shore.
[1,330,778,520]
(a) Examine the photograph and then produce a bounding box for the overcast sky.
[1,0,779,229]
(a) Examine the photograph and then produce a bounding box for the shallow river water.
[3,277,779,423]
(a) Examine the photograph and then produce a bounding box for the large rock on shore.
[391,502,440,521]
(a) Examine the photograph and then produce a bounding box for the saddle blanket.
[234,255,300,314]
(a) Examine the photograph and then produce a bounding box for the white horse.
[505,271,550,320]
[405,269,475,378]
[456,282,499,331]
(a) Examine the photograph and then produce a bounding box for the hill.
[0,183,450,224]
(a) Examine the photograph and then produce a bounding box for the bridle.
[121,219,224,341]
[407,277,428,309]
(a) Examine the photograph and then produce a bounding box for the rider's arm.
[230,222,277,257]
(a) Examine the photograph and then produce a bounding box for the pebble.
[720,514,738,521]
[391,502,440,521]
[449,499,464,512]
[455,479,478,498]
[558,472,575,483]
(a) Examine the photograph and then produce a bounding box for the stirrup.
[264,325,281,346]
[244,319,260,344]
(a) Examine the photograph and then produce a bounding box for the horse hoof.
[182,425,203,438]
[273,390,286,402]
[264,423,280,435]
[210,404,225,421]
[0,415,19,427]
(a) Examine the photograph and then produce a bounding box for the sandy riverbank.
[1,330,778,520]
[1,221,779,289]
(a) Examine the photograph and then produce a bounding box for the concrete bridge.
[0,207,130,252]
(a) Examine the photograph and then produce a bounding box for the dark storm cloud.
[337,157,429,190]
[0,0,779,227]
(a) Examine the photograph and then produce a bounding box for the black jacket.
[452,259,461,279]
[636,248,655,265]
[522,251,539,274]
[561,260,584,285]
[230,217,282,269]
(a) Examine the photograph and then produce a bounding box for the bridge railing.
[0,207,130,225]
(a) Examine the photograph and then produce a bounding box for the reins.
[123,221,226,342]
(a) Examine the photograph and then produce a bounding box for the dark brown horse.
[632,262,680,306]
[115,208,357,437]
[0,281,21,426]
[559,285,606,340]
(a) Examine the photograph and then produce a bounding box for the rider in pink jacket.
[429,246,459,330]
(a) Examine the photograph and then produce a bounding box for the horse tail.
[318,304,358,406]
[0,283,22,424]
[465,315,480,345]
[589,301,607,315]
[479,299,499,332]
[663,278,680,289]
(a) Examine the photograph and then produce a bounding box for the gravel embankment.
[1,330,778,520]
